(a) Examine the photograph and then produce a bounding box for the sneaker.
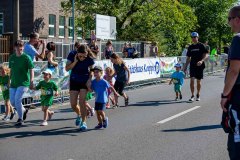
[10,109,16,120]
[179,94,183,100]
[23,109,29,121]
[2,115,7,120]
[189,96,194,102]
[80,122,87,131]
[175,97,179,101]
[40,121,48,126]
[48,111,54,120]
[196,94,200,101]
[90,108,95,116]
[103,117,108,128]
[75,116,82,126]
[125,97,129,106]
[95,123,103,129]
[3,116,10,121]
[15,119,24,126]
[106,103,111,109]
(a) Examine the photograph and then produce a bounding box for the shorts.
[190,65,204,80]
[114,80,126,96]
[70,80,88,91]
[40,96,53,107]
[2,90,9,100]
[174,84,182,92]
[95,102,106,111]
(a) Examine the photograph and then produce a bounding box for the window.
[77,27,82,39]
[68,17,73,38]
[49,14,56,37]
[0,13,3,35]
[59,16,65,38]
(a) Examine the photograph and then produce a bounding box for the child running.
[169,63,185,101]
[91,66,120,129]
[0,65,15,121]
[103,67,116,108]
[34,69,58,126]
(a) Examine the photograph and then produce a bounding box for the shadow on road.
[161,124,221,132]
[129,100,189,107]
[0,126,100,139]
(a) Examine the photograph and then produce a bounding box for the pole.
[72,0,75,43]
[13,0,20,42]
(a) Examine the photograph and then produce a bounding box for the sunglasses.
[228,16,237,22]
[191,36,197,38]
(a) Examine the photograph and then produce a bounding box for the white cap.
[42,69,52,75]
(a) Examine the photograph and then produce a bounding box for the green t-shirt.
[9,53,34,88]
[36,80,58,97]
[0,75,9,91]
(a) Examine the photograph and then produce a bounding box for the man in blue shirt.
[24,32,46,61]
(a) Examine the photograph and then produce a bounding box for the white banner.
[124,58,160,82]
[96,14,116,40]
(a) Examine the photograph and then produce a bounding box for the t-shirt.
[228,34,240,85]
[91,79,110,103]
[113,63,127,82]
[9,53,34,88]
[36,80,58,97]
[67,51,95,83]
[24,42,38,61]
[0,75,9,92]
[127,47,136,58]
[187,42,208,68]
[171,71,185,85]
[89,45,99,55]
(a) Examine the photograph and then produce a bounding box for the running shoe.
[2,115,7,120]
[95,123,103,129]
[80,122,87,131]
[15,119,24,126]
[196,94,200,101]
[75,116,82,126]
[106,103,111,109]
[112,104,119,109]
[48,111,54,120]
[125,97,129,106]
[3,116,10,121]
[175,97,179,101]
[180,94,183,100]
[103,117,108,128]
[23,108,29,121]
[40,121,48,126]
[10,108,16,120]
[189,96,194,102]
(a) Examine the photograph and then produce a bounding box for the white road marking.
[157,106,201,124]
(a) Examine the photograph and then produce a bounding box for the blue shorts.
[95,102,106,111]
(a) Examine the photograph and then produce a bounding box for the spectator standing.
[90,30,96,42]
[126,43,137,58]
[89,40,99,59]
[24,32,46,61]
[122,42,129,58]
[104,40,114,59]
[220,6,240,160]
[9,40,34,126]
[183,32,208,102]
[149,42,158,57]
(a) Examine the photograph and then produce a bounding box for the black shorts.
[190,65,204,80]
[70,80,88,91]
[95,102,106,111]
[114,80,126,96]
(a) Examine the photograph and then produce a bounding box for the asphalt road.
[0,72,229,160]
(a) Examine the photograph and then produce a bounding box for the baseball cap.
[42,69,52,75]
[174,63,181,68]
[91,66,103,71]
[191,32,199,37]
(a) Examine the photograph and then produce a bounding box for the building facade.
[0,0,80,42]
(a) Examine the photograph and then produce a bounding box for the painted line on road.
[157,106,201,124]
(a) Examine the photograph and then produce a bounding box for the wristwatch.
[221,93,228,98]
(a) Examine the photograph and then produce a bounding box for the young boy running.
[169,63,185,100]
[91,66,119,129]
[34,69,58,126]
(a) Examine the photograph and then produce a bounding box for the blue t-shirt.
[91,79,110,103]
[67,50,95,83]
[171,71,185,85]
[228,33,240,85]
[24,42,38,61]
[127,47,136,58]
